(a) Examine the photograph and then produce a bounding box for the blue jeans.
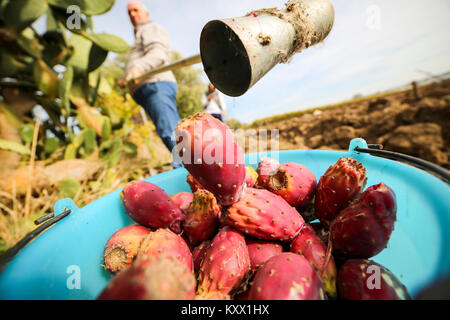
[133,82,182,168]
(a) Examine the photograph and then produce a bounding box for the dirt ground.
[251,80,450,170]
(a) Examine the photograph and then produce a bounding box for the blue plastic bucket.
[0,138,449,299]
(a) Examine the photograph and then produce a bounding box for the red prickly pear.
[310,221,330,245]
[315,157,367,227]
[184,189,221,246]
[171,192,194,213]
[338,259,410,300]
[192,240,211,274]
[235,288,252,300]
[330,182,397,259]
[266,162,317,208]
[359,182,397,218]
[256,157,280,188]
[222,188,305,242]
[246,238,283,272]
[245,166,258,188]
[137,228,193,272]
[97,257,196,300]
[197,227,250,297]
[120,180,184,233]
[187,173,204,192]
[300,202,317,223]
[103,225,150,273]
[247,253,326,300]
[175,112,246,206]
[194,292,231,300]
[290,224,337,299]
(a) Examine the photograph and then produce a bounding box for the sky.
[50,0,450,123]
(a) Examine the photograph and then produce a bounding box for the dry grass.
[0,153,172,255]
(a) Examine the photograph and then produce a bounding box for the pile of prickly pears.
[97,112,410,300]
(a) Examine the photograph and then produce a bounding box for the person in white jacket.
[201,83,227,122]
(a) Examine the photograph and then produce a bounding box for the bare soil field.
[251,80,450,170]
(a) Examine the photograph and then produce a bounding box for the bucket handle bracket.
[0,199,76,273]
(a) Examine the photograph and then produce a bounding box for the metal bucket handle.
[0,199,77,272]
[348,138,450,184]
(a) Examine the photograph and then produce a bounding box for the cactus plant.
[0,0,130,165]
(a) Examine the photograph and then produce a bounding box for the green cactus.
[81,32,129,54]
[0,0,139,168]
[45,7,58,31]
[3,0,48,31]
[48,0,115,16]
[123,141,138,157]
[101,116,112,140]
[64,143,77,160]
[59,66,74,115]
[0,138,31,155]
[0,51,27,78]
[32,59,60,99]
[88,44,109,73]
[42,30,73,66]
[18,124,34,144]
[58,178,81,199]
[44,137,60,155]
[83,128,96,154]
[16,29,44,59]
[67,127,97,159]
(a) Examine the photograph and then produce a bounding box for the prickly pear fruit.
[235,288,252,300]
[245,166,258,188]
[222,188,305,242]
[192,240,211,274]
[300,202,317,223]
[175,112,246,206]
[338,259,410,300]
[315,157,367,227]
[256,157,280,189]
[197,227,250,297]
[171,192,194,213]
[310,221,330,245]
[330,182,397,259]
[290,224,337,299]
[97,256,196,300]
[137,228,193,272]
[266,162,316,208]
[187,173,204,192]
[246,238,283,272]
[103,225,150,273]
[247,253,326,300]
[194,292,231,300]
[184,189,221,246]
[120,180,184,234]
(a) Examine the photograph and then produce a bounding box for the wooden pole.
[129,54,202,84]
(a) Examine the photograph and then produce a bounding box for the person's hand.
[126,66,142,83]
[121,66,143,90]
[117,78,127,89]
